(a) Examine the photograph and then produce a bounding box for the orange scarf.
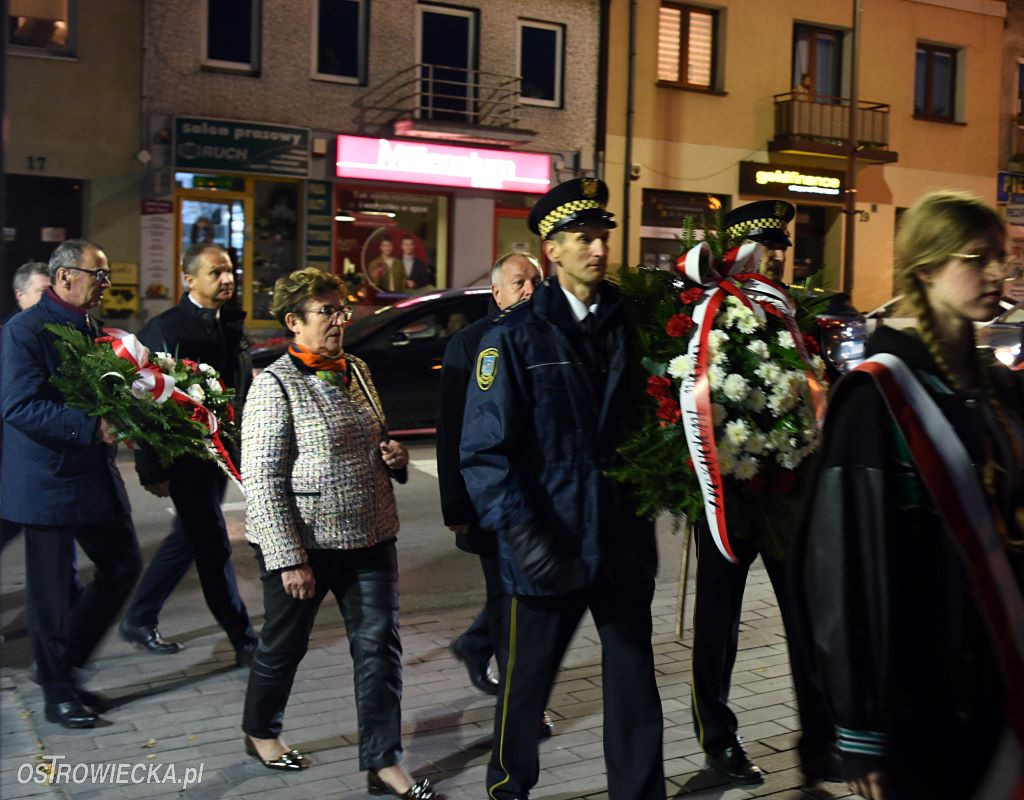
[288,342,348,373]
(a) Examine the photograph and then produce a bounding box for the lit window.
[518,20,564,108]
[315,0,367,84]
[657,3,718,90]
[8,0,73,56]
[915,43,958,121]
[204,0,260,73]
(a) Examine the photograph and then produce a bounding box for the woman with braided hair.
[790,191,1024,799]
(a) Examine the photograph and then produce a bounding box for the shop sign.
[174,117,310,178]
[139,199,175,303]
[739,161,845,203]
[641,189,730,229]
[305,181,333,268]
[998,171,1024,204]
[1006,204,1024,227]
[336,135,551,193]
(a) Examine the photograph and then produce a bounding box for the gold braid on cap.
[539,199,602,238]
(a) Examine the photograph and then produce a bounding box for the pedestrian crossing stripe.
[476,348,500,391]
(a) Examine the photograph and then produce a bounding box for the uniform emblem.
[774,201,787,218]
[581,178,598,198]
[476,348,500,391]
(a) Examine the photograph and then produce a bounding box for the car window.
[394,298,488,343]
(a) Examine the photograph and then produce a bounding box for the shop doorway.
[793,205,836,285]
[4,174,82,268]
[493,206,545,276]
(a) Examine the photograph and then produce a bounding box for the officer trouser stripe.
[488,596,518,800]
[690,527,707,750]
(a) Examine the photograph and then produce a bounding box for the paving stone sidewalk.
[0,539,856,800]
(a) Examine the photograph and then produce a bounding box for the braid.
[901,279,963,392]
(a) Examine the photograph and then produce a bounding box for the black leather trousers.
[242,539,403,771]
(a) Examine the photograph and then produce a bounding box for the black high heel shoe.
[243,736,309,770]
[367,768,436,798]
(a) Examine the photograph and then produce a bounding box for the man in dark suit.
[437,252,542,700]
[1,239,142,728]
[118,243,258,665]
[400,234,431,289]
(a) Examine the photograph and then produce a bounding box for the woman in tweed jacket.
[240,268,434,800]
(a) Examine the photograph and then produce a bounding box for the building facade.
[603,0,1006,312]
[4,0,144,319]
[141,0,601,332]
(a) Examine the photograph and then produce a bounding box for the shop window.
[204,0,260,73]
[335,187,449,297]
[792,23,843,103]
[657,3,719,91]
[8,0,73,56]
[314,0,367,84]
[252,181,301,322]
[915,42,958,121]
[518,20,564,108]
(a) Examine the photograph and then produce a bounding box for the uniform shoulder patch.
[476,347,500,391]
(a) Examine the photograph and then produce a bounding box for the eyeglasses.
[66,266,112,284]
[950,251,1013,276]
[305,304,353,322]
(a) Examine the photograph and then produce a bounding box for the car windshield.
[344,290,489,345]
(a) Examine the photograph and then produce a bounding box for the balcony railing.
[772,91,893,154]
[354,64,533,143]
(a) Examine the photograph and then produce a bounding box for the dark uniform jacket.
[790,326,1023,796]
[0,289,130,525]
[460,277,657,596]
[134,294,251,485]
[436,300,499,555]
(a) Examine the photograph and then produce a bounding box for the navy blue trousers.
[125,463,255,649]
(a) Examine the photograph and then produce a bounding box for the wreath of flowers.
[611,215,826,559]
[45,324,240,479]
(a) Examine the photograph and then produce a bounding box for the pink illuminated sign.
[336,135,551,193]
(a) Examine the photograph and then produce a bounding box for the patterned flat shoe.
[367,768,436,798]
[244,736,309,770]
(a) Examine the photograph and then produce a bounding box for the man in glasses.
[1,239,143,728]
[119,243,258,667]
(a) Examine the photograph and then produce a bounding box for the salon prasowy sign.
[336,135,551,193]
[739,161,845,204]
[174,117,310,178]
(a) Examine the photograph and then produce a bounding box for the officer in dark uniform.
[689,200,841,788]
[461,178,665,800]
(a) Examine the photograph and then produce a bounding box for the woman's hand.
[281,564,316,599]
[849,771,887,800]
[380,439,408,470]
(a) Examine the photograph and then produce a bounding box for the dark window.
[657,3,718,90]
[206,0,259,70]
[792,24,843,102]
[1017,61,1024,119]
[518,21,564,107]
[8,0,73,56]
[915,43,957,121]
[419,5,477,122]
[316,0,366,82]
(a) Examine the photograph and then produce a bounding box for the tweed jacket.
[241,353,399,571]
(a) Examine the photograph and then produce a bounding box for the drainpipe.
[595,0,610,180]
[842,0,861,294]
[621,0,637,267]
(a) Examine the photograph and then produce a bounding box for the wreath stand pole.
[675,517,694,640]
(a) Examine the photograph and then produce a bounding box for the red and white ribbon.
[676,242,825,563]
[99,328,238,485]
[845,355,1024,796]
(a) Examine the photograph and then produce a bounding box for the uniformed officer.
[460,178,665,800]
[689,199,841,787]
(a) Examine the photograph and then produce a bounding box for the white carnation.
[745,431,766,454]
[735,457,759,480]
[708,329,730,349]
[810,355,826,379]
[755,362,782,385]
[746,389,766,412]
[206,377,221,393]
[725,419,750,446]
[777,330,797,349]
[667,355,693,379]
[735,314,759,334]
[717,441,736,476]
[187,384,206,403]
[749,340,769,359]
[154,352,176,371]
[708,364,725,387]
[199,362,216,377]
[722,373,749,403]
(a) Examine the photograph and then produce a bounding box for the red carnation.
[802,333,821,355]
[679,287,703,305]
[655,397,681,424]
[180,358,200,373]
[666,313,694,337]
[646,375,672,400]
